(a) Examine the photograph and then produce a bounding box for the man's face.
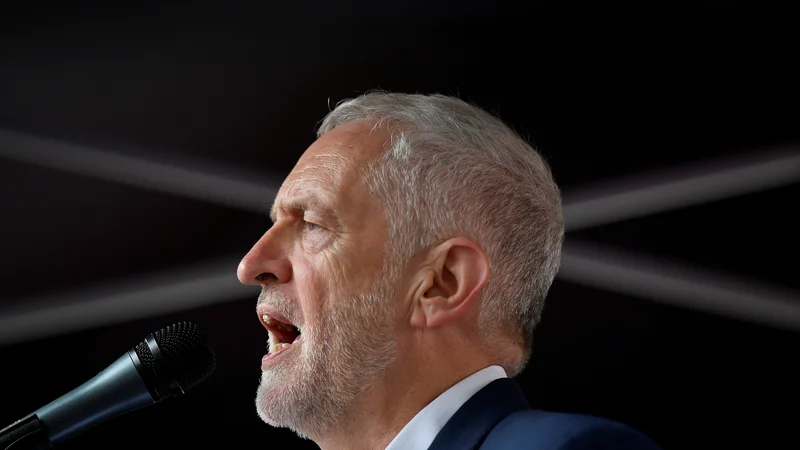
[237,121,400,438]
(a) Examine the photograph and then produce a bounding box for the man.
[237,92,660,449]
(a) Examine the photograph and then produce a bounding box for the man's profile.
[237,92,660,449]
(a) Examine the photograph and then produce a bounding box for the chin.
[255,367,319,439]
[256,376,305,437]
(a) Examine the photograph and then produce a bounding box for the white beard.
[255,277,398,439]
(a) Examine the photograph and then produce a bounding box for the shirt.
[385,365,508,450]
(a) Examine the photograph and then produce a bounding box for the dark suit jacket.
[427,378,661,450]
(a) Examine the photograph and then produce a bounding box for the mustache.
[257,288,301,326]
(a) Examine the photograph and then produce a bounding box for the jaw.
[256,332,384,444]
[256,341,337,441]
[255,281,401,446]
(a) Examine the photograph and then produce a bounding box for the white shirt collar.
[385,365,508,450]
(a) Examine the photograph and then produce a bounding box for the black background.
[1,1,798,449]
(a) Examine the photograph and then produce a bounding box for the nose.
[237,227,292,286]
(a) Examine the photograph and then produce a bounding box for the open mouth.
[261,314,302,355]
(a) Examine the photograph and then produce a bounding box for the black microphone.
[0,321,216,449]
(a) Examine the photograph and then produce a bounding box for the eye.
[303,220,322,232]
[300,219,329,250]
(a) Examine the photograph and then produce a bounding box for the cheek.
[293,237,385,312]
[312,244,358,295]
[292,258,334,319]
[331,242,386,294]
[301,229,332,251]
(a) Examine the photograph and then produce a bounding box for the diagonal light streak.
[2,128,797,228]
[0,257,256,346]
[3,241,797,347]
[1,129,798,344]
[559,241,800,331]
[563,149,800,231]
[0,128,280,214]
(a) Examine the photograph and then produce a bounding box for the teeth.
[269,342,292,353]
[263,314,299,355]
[262,314,296,332]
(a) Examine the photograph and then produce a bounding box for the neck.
[312,343,492,450]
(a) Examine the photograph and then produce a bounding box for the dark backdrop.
[1,1,798,449]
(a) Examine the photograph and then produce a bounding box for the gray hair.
[317,92,564,376]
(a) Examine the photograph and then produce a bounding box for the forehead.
[299,120,388,173]
[274,121,389,215]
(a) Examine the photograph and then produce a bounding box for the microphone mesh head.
[133,321,216,398]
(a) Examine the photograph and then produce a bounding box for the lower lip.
[261,336,301,368]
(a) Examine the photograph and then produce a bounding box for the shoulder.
[481,409,661,450]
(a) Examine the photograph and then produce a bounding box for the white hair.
[317,92,564,375]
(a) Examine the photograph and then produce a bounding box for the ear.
[410,237,489,328]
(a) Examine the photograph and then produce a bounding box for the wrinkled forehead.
[286,122,387,184]
[276,121,390,211]
[306,121,387,166]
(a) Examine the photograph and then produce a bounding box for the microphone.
[0,321,216,449]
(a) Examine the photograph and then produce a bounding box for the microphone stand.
[0,414,54,450]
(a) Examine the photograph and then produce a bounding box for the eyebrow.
[269,195,333,224]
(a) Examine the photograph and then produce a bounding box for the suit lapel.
[426,378,529,450]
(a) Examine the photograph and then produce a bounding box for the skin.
[237,120,497,449]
